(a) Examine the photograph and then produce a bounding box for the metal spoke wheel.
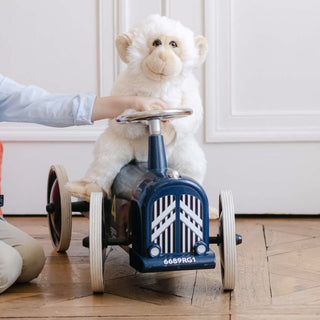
[89,192,107,293]
[47,165,72,252]
[219,190,237,291]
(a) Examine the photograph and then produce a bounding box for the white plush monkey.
[66,14,208,201]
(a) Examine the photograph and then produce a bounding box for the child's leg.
[0,219,45,283]
[0,240,22,294]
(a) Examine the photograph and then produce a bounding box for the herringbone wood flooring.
[1,216,320,319]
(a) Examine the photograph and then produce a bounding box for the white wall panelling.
[0,0,106,142]
[205,0,320,142]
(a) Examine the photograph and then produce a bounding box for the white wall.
[1,0,320,214]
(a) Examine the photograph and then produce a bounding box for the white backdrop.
[1,0,320,214]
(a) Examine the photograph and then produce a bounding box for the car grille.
[151,194,203,253]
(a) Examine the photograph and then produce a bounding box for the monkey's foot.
[65,181,103,202]
[209,206,219,220]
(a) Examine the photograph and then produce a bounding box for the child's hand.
[130,96,168,112]
[91,96,168,121]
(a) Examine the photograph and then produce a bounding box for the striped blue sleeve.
[0,74,96,127]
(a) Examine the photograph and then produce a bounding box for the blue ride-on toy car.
[46,108,242,293]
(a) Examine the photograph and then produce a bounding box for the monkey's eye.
[152,39,162,47]
[169,41,178,48]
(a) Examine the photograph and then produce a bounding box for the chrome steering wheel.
[116,108,192,135]
[116,108,193,123]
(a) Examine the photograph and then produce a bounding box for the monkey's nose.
[158,51,167,62]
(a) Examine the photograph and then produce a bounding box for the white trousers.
[0,219,46,294]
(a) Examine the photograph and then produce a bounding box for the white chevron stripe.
[151,211,176,241]
[179,201,203,227]
[151,200,176,229]
[180,210,203,239]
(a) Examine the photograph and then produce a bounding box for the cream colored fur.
[66,14,209,206]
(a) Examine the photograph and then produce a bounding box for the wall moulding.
[0,123,105,142]
[204,0,320,143]
[1,0,112,142]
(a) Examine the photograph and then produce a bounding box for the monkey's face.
[115,15,208,83]
[141,35,183,80]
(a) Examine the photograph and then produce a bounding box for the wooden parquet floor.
[1,216,320,319]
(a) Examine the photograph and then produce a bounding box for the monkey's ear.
[194,36,208,67]
[116,33,133,64]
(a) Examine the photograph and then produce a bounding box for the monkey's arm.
[170,75,203,137]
